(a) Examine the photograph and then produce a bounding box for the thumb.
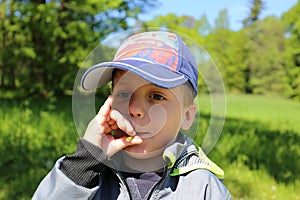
[103,135,143,157]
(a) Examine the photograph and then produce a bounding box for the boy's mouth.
[112,129,127,138]
[136,132,156,139]
[112,129,153,139]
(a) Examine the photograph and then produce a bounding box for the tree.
[204,9,245,93]
[282,1,300,100]
[243,0,265,27]
[244,16,289,95]
[214,9,230,31]
[242,0,265,94]
[142,13,210,41]
[0,0,157,98]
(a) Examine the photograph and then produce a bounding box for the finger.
[107,119,115,125]
[118,136,143,147]
[110,110,136,136]
[110,123,118,130]
[96,95,114,124]
[103,135,143,157]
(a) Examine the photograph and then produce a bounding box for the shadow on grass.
[198,114,300,184]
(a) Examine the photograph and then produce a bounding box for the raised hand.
[83,95,143,157]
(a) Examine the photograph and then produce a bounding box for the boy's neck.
[122,152,166,173]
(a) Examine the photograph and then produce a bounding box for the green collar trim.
[163,135,224,179]
[169,145,225,179]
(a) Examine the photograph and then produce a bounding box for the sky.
[139,0,298,31]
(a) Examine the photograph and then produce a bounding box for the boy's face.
[111,70,196,159]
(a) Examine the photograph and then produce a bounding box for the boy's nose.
[128,95,145,119]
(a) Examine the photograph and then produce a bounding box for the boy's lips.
[113,129,156,139]
[136,132,157,139]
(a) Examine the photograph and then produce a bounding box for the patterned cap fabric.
[81,31,198,96]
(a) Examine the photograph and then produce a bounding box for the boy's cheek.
[111,99,128,110]
[111,105,128,117]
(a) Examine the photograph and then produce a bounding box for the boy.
[33,31,231,199]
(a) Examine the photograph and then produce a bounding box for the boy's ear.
[181,103,197,130]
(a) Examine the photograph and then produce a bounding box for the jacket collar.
[162,133,225,179]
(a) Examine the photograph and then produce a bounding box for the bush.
[0,98,77,199]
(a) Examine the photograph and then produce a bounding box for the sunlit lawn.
[197,93,300,199]
[198,93,300,132]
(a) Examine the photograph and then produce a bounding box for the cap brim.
[81,59,188,90]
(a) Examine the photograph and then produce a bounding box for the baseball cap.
[81,31,198,96]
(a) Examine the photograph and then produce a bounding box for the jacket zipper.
[116,172,133,200]
[146,167,171,200]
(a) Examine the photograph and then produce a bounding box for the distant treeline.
[1,0,300,100]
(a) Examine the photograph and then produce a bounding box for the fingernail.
[127,124,135,136]
[110,110,116,118]
[132,136,142,143]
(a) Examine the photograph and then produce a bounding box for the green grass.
[224,161,300,200]
[0,97,78,199]
[196,93,300,199]
[198,93,300,132]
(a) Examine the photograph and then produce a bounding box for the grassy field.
[197,93,300,199]
[198,93,300,132]
[0,94,299,199]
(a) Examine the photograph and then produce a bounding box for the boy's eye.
[149,94,165,100]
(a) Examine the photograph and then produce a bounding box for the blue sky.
[140,0,298,31]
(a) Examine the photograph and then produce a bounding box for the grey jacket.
[33,134,231,200]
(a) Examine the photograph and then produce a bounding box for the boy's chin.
[123,146,163,159]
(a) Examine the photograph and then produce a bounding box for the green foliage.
[143,13,208,44]
[282,2,300,100]
[241,16,289,95]
[205,13,292,96]
[0,97,77,199]
[1,0,300,100]
[0,0,157,98]
[243,0,265,26]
